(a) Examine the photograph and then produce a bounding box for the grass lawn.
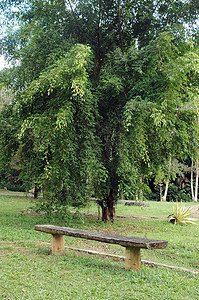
[0,194,198,299]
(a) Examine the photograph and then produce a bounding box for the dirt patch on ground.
[190,205,199,218]
[19,209,47,216]
[20,205,199,219]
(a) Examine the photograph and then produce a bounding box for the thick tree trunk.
[98,189,116,221]
[33,184,38,199]
[106,189,116,221]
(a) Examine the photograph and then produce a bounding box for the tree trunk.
[191,159,195,202]
[195,118,199,203]
[194,157,198,203]
[33,184,38,199]
[138,177,144,201]
[161,155,172,202]
[106,188,116,221]
[159,184,163,202]
[162,179,169,202]
[98,189,116,221]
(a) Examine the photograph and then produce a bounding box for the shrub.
[168,201,196,225]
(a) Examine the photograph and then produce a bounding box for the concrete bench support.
[52,234,64,254]
[125,247,141,271]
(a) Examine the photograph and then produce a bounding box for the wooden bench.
[35,225,168,271]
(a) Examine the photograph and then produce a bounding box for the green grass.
[0,189,28,196]
[83,199,198,218]
[0,195,198,299]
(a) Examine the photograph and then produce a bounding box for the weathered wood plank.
[35,225,168,249]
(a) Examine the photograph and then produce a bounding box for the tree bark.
[106,188,116,221]
[33,184,38,199]
[161,155,172,202]
[159,184,163,202]
[194,156,198,202]
[98,189,116,221]
[191,159,195,202]
[162,179,169,202]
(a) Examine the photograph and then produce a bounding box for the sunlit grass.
[0,195,198,299]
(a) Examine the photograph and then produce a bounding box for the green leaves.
[11,44,104,209]
[98,32,199,200]
[1,0,199,210]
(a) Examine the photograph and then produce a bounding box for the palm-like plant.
[168,201,196,225]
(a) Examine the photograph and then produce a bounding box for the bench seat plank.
[35,225,168,250]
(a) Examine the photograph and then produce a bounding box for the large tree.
[0,0,199,219]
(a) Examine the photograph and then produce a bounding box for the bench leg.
[125,247,141,271]
[52,234,64,254]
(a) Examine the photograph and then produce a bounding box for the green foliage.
[1,0,199,86]
[5,183,25,192]
[166,183,192,203]
[117,33,198,197]
[0,102,21,181]
[0,85,14,111]
[0,1,199,213]
[168,201,196,225]
[16,44,107,210]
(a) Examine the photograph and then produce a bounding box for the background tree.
[0,86,13,111]
[155,158,189,202]
[0,69,14,110]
